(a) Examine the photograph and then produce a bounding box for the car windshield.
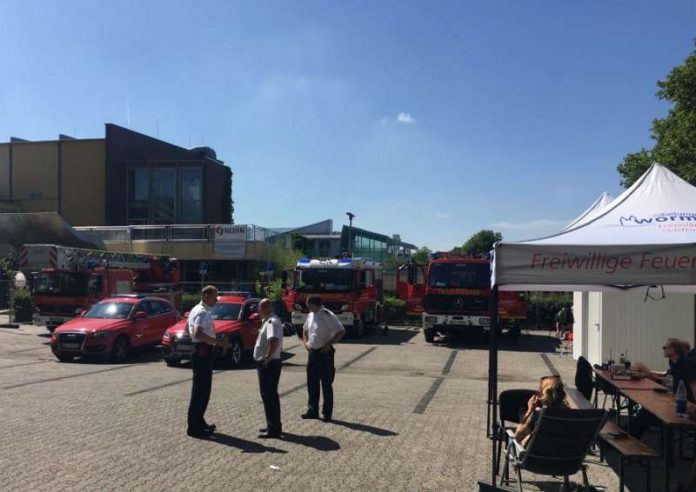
[32,272,88,297]
[83,302,134,319]
[428,263,490,289]
[296,268,353,292]
[209,302,242,320]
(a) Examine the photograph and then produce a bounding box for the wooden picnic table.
[593,367,666,391]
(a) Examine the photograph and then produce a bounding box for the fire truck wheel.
[110,336,131,363]
[423,328,435,343]
[165,357,181,367]
[56,354,74,362]
[352,317,365,338]
[227,338,243,367]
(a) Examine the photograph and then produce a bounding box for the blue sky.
[1,1,694,251]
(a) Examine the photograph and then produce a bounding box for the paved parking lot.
[0,321,629,491]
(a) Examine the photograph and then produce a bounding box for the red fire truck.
[282,256,383,338]
[20,244,181,332]
[396,253,526,342]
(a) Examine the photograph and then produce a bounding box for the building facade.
[0,124,233,227]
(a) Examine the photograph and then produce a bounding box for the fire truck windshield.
[209,302,242,320]
[32,272,88,297]
[428,263,490,289]
[296,268,353,292]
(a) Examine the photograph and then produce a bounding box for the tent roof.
[492,164,696,291]
[560,191,614,232]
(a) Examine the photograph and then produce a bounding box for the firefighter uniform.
[303,308,345,420]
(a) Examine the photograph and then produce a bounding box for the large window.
[128,168,150,224]
[153,168,176,224]
[180,168,203,223]
[127,166,203,224]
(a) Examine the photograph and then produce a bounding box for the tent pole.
[489,285,500,488]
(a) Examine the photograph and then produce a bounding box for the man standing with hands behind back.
[302,295,346,422]
[187,285,229,439]
[254,298,284,438]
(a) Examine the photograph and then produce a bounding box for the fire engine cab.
[397,252,526,343]
[282,256,383,338]
[20,244,181,332]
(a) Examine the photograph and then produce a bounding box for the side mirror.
[248,312,260,321]
[134,310,148,320]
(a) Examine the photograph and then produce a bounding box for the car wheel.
[228,338,243,367]
[110,336,130,363]
[56,354,74,362]
[424,328,435,343]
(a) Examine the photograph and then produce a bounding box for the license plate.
[62,343,80,350]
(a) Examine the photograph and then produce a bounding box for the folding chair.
[502,407,607,492]
[495,389,537,475]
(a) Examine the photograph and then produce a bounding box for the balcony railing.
[74,224,272,243]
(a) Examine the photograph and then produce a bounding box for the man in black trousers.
[302,295,346,421]
[187,285,229,438]
[254,298,284,438]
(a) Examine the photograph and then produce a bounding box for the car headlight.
[340,304,350,312]
[479,317,490,326]
[91,330,112,339]
[425,316,438,323]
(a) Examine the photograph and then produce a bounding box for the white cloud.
[396,112,416,124]
[435,212,450,220]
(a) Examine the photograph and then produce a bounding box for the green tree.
[412,247,432,264]
[618,42,696,187]
[455,230,502,255]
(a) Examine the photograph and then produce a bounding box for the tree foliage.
[412,247,432,264]
[453,230,502,255]
[618,42,696,187]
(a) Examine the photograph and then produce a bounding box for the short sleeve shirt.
[187,302,215,343]
[304,308,345,349]
[254,315,284,361]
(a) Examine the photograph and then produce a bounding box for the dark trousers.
[188,351,213,432]
[307,348,336,417]
[257,359,282,433]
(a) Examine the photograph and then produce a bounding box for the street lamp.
[346,212,355,256]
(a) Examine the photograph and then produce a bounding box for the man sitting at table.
[630,338,696,438]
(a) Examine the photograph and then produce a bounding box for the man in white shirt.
[254,298,284,438]
[302,295,345,421]
[187,285,229,439]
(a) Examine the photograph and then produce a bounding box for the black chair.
[495,389,537,475]
[502,407,607,492]
[575,356,594,402]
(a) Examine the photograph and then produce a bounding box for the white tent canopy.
[492,164,696,292]
[561,191,614,232]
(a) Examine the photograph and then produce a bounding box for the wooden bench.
[566,386,658,491]
[598,414,659,491]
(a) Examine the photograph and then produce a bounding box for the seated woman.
[514,375,567,446]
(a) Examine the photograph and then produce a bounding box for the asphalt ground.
[0,320,688,491]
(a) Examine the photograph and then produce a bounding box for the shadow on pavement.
[341,326,420,346]
[435,333,560,354]
[281,432,340,451]
[209,432,287,453]
[327,419,398,437]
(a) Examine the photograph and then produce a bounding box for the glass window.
[180,168,203,223]
[128,168,151,224]
[84,302,134,319]
[153,168,176,224]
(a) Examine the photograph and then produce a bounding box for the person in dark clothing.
[630,338,696,439]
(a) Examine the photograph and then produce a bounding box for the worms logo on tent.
[620,213,696,228]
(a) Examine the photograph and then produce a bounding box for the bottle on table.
[676,380,688,418]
